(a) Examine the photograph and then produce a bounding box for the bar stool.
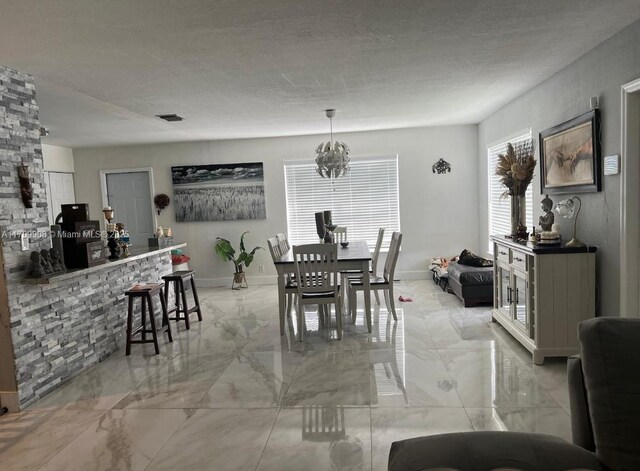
[162,270,203,330]
[125,283,173,355]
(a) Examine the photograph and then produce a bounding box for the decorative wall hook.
[17,165,33,208]
[432,158,451,174]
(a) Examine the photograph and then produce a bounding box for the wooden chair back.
[371,228,385,276]
[383,232,402,282]
[276,232,290,252]
[333,226,348,243]
[267,237,282,261]
[293,243,339,294]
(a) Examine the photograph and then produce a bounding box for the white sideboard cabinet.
[491,236,597,365]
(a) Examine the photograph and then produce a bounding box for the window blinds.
[487,131,534,251]
[284,155,400,250]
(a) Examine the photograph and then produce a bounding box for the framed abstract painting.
[539,109,601,194]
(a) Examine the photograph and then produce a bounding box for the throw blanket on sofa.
[458,249,493,268]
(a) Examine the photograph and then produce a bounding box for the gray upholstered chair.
[388,317,640,471]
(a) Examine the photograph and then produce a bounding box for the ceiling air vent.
[156,113,184,122]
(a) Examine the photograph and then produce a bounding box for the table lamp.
[554,196,585,247]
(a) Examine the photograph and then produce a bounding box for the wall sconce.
[17,165,33,208]
[432,158,452,174]
[554,196,584,247]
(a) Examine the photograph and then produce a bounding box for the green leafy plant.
[215,231,263,274]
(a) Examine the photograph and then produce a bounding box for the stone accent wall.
[0,65,49,281]
[10,255,172,408]
[1,65,174,409]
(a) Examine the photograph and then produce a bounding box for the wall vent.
[156,114,184,122]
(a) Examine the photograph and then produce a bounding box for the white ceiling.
[1,0,639,148]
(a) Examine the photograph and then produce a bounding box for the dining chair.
[348,231,402,323]
[276,232,290,253]
[333,226,347,244]
[293,243,342,342]
[342,227,385,311]
[268,237,296,335]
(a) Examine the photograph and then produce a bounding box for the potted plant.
[215,231,263,289]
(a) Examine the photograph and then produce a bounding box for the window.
[284,155,400,249]
[488,131,533,252]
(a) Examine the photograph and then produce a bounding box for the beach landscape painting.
[172,162,266,222]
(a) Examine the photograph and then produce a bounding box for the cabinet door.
[513,271,530,335]
[497,265,511,315]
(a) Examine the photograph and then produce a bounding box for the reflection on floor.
[0,280,572,471]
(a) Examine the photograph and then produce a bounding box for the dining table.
[273,240,373,334]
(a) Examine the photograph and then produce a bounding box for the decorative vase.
[510,195,526,239]
[232,269,248,290]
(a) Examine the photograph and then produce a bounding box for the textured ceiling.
[1,0,639,148]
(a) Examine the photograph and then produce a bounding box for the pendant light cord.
[329,117,333,143]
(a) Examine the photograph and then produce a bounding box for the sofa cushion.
[388,431,604,471]
[447,261,493,286]
[578,317,640,470]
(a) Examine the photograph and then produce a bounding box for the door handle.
[515,288,519,304]
[507,287,512,304]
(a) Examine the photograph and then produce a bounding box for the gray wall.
[478,19,640,317]
[74,125,480,285]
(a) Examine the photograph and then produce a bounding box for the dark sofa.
[446,261,493,307]
[388,317,640,470]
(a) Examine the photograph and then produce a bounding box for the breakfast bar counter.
[22,243,187,284]
[7,243,187,409]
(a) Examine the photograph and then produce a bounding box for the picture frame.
[539,109,601,194]
[171,162,266,222]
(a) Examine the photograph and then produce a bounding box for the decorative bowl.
[340,241,350,248]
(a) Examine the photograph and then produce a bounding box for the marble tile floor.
[0,280,573,471]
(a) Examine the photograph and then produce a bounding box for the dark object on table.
[17,165,33,208]
[388,317,640,471]
[447,261,493,307]
[60,203,90,223]
[148,236,174,249]
[39,249,54,274]
[49,248,66,272]
[458,249,493,268]
[27,251,45,278]
[340,241,349,248]
[50,224,64,260]
[65,240,106,268]
[539,194,555,231]
[315,211,334,243]
[107,232,121,260]
[154,193,171,215]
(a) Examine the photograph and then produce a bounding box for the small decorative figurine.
[40,249,54,274]
[539,194,555,232]
[49,248,66,272]
[155,226,164,238]
[28,251,45,278]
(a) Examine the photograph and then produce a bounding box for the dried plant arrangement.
[495,140,536,197]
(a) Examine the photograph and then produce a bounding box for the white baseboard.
[196,271,429,288]
[195,275,277,288]
[396,270,429,281]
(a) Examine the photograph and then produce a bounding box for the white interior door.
[46,172,76,224]
[106,172,154,247]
